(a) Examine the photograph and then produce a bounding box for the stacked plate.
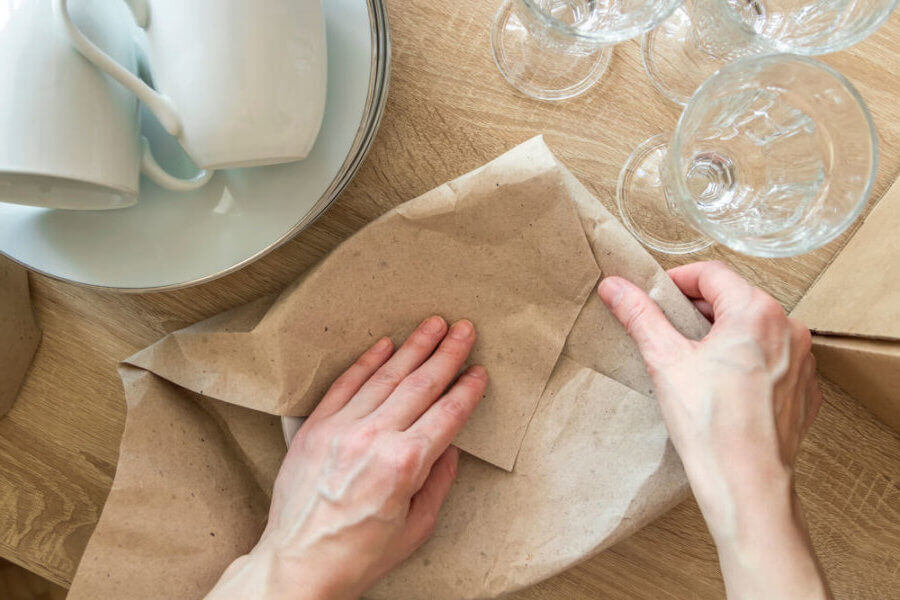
[0,0,390,292]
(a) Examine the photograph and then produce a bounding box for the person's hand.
[206,316,486,600]
[598,261,830,600]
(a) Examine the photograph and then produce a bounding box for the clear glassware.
[491,0,682,100]
[617,54,878,257]
[642,0,899,105]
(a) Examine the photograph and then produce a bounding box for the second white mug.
[0,0,211,211]
[57,0,329,171]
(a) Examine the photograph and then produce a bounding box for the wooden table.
[2,2,899,597]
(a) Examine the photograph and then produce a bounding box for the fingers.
[309,337,393,422]
[342,316,448,418]
[371,320,477,429]
[667,261,756,317]
[407,366,487,461]
[598,276,688,367]
[401,446,459,552]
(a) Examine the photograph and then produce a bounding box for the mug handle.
[55,0,183,138]
[140,138,213,191]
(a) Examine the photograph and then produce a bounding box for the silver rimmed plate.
[0,0,390,292]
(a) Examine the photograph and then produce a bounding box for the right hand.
[598,261,829,600]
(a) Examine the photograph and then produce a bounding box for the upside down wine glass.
[642,0,899,105]
[617,54,878,257]
[491,0,682,100]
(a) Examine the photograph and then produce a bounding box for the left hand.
[206,316,486,600]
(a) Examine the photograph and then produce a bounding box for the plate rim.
[1,0,391,294]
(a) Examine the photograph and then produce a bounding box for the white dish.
[0,0,389,291]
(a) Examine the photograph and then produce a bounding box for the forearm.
[694,472,832,600]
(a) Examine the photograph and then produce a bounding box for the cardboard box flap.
[810,336,900,431]
[791,175,900,341]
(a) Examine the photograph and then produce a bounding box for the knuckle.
[369,367,402,389]
[411,327,442,347]
[622,302,649,337]
[439,394,471,421]
[620,303,669,364]
[329,372,356,394]
[403,372,440,396]
[438,337,471,359]
[332,424,383,467]
[749,293,784,322]
[391,442,426,479]
[356,351,382,369]
[347,422,379,451]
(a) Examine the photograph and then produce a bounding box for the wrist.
[706,487,830,600]
[676,440,795,543]
[206,544,340,600]
[708,477,797,557]
[707,468,797,549]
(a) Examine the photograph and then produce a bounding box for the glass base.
[640,6,727,106]
[617,134,712,254]
[491,0,612,101]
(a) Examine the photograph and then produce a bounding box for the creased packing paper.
[69,137,709,600]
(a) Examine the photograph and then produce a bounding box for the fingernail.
[598,277,625,308]
[420,316,446,334]
[466,365,487,380]
[449,319,474,340]
[373,337,392,352]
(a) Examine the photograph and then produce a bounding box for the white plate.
[0,0,389,292]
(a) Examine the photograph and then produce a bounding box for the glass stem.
[664,151,737,217]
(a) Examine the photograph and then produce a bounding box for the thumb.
[598,276,688,366]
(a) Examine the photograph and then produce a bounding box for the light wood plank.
[0,2,898,597]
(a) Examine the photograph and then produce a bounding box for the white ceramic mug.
[0,0,211,210]
[57,0,328,171]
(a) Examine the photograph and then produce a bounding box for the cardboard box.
[791,176,900,431]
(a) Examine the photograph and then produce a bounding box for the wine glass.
[617,54,878,257]
[642,0,899,105]
[491,0,683,101]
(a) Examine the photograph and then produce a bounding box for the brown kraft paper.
[68,137,709,600]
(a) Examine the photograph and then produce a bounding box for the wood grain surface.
[0,560,66,600]
[1,1,899,597]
